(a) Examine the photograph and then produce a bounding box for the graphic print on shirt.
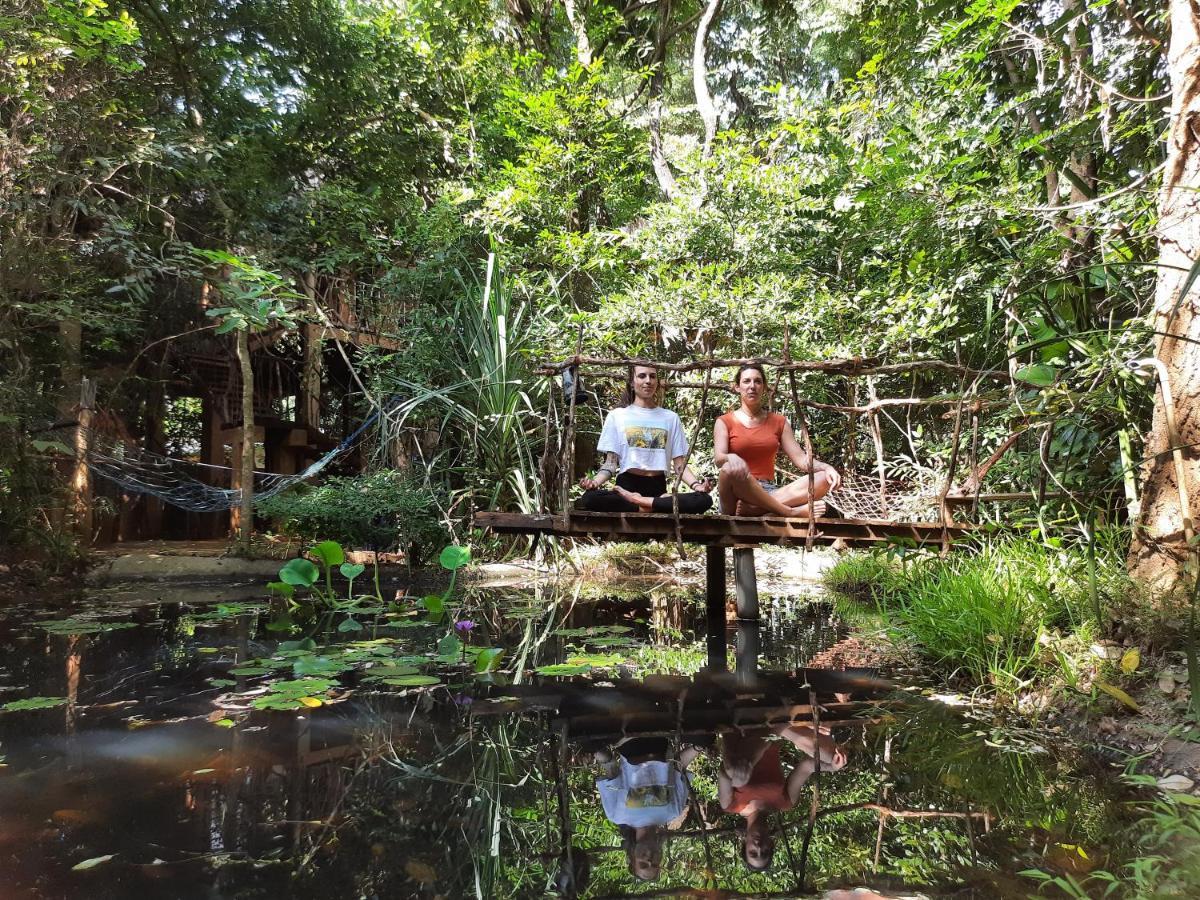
[626,784,675,809]
[625,426,667,450]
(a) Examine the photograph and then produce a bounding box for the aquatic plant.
[1023,776,1200,899]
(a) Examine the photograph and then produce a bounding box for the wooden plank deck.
[475,509,971,549]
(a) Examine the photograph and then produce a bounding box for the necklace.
[737,406,767,427]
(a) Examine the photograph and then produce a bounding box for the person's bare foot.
[614,485,653,511]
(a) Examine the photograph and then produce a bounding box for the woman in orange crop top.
[714,363,841,517]
[718,725,847,871]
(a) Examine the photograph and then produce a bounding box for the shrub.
[258,470,448,564]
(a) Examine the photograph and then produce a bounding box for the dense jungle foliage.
[0,0,1182,573]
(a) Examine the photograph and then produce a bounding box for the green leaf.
[278,638,318,652]
[293,655,345,676]
[535,664,591,676]
[3,696,69,711]
[422,594,445,615]
[265,615,295,632]
[1015,363,1056,387]
[310,540,345,567]
[439,545,471,570]
[266,581,295,599]
[31,439,72,455]
[337,617,364,633]
[340,562,365,580]
[229,666,271,676]
[475,647,504,673]
[437,633,462,658]
[279,558,319,587]
[381,675,441,686]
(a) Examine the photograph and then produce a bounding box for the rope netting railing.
[535,353,1038,528]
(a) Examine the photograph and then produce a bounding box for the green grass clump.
[823,551,902,606]
[825,538,1130,698]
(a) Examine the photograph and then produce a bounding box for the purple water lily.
[454,619,476,635]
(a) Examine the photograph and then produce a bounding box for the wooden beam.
[474,510,973,549]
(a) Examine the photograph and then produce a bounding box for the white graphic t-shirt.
[596,757,689,828]
[597,405,689,474]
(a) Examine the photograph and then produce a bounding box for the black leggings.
[576,471,713,514]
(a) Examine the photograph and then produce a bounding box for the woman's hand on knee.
[720,455,750,481]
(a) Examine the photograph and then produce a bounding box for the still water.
[0,577,1130,898]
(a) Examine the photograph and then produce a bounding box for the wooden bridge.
[475,349,1105,619]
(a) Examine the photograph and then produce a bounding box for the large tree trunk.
[693,0,722,161]
[236,328,255,555]
[1129,0,1200,596]
[648,0,677,199]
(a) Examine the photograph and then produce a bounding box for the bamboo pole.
[535,355,1034,385]
[671,349,712,558]
[866,376,887,518]
[71,377,96,541]
[939,386,967,555]
[784,329,818,551]
[560,328,584,527]
[797,686,822,889]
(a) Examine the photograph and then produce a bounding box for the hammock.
[83,401,390,513]
[827,470,945,523]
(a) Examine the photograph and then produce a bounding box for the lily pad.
[279,558,319,587]
[382,675,441,687]
[3,696,69,711]
[310,540,345,567]
[439,545,471,570]
[535,664,591,676]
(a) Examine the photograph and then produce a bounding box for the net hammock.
[83,402,389,513]
[826,470,945,523]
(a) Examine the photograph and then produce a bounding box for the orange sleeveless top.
[720,411,786,481]
[725,743,793,814]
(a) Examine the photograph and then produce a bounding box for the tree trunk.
[648,0,677,199]
[1129,0,1200,596]
[562,0,591,66]
[693,0,722,161]
[236,328,255,555]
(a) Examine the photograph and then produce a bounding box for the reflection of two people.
[592,725,847,881]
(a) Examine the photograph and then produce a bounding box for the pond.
[0,573,1135,898]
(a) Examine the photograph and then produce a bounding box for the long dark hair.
[618,363,659,407]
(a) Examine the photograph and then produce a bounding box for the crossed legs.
[718,468,832,518]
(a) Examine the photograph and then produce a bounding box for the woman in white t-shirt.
[577,364,713,514]
[594,738,701,882]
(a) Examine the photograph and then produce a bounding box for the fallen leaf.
[1096,680,1140,712]
[1120,648,1140,674]
[1157,774,1195,793]
[405,860,437,884]
[72,854,116,871]
[298,696,323,708]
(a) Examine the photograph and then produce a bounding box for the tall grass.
[387,253,545,513]
[824,539,1130,697]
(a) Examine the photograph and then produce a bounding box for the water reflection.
[0,582,1133,898]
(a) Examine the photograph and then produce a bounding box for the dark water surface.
[0,578,1131,898]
